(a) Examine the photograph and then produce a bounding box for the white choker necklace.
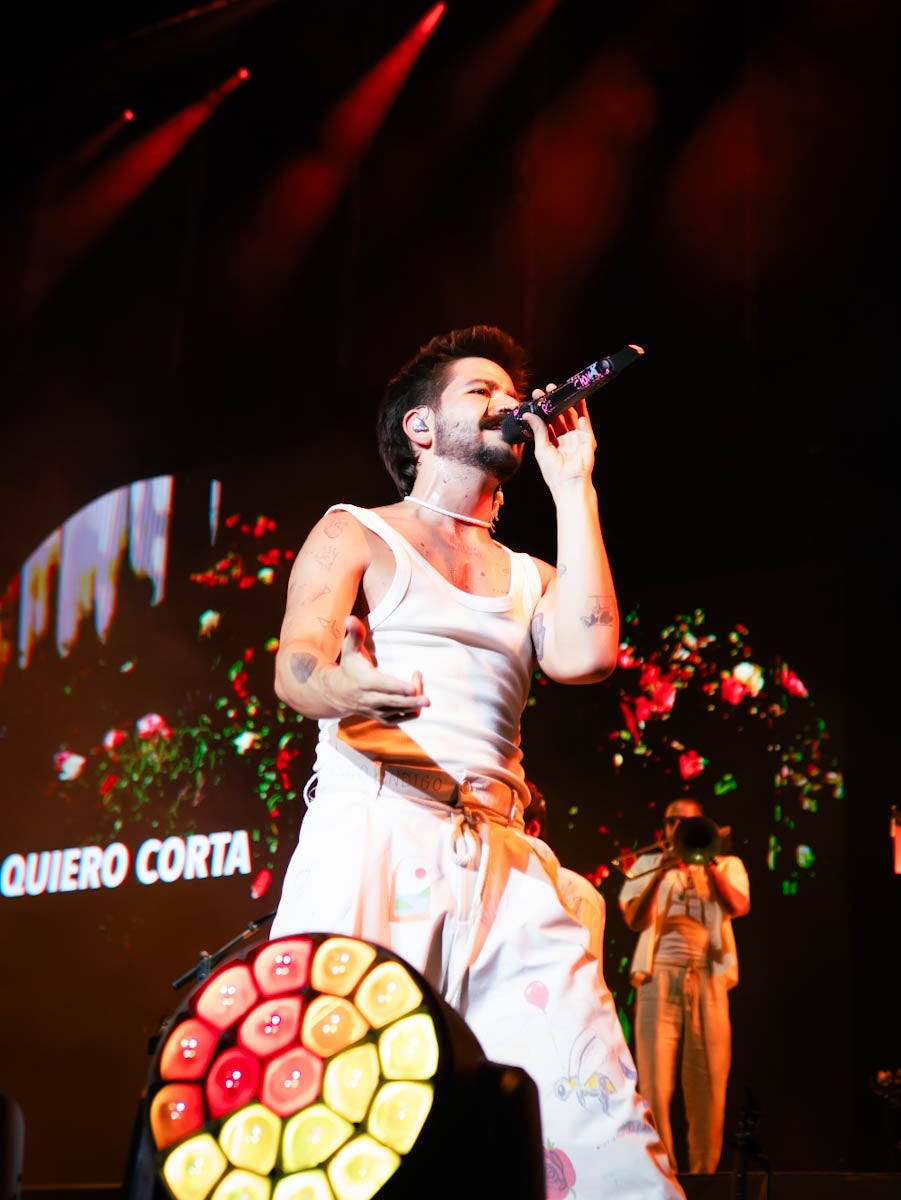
[403,495,494,529]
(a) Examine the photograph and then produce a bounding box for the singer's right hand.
[522,395,597,493]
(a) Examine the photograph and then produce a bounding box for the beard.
[433,415,522,484]
[476,441,522,484]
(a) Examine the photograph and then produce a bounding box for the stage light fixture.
[129,932,545,1200]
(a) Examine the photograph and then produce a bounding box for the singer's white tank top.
[314,503,542,802]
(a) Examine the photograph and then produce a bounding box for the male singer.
[270,325,683,1198]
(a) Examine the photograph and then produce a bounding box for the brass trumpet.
[611,816,731,879]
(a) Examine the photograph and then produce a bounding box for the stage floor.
[17,1174,901,1200]
[678,1172,900,1199]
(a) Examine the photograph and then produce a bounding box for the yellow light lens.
[210,1168,271,1200]
[377,1014,439,1081]
[162,1132,228,1200]
[322,1043,380,1123]
[301,996,369,1058]
[311,938,377,997]
[326,1135,401,1200]
[366,1081,433,1154]
[272,1170,335,1200]
[218,1103,281,1174]
[281,1103,354,1172]
[353,963,422,1030]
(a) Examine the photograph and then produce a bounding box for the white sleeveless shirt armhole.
[327,501,543,623]
[325,503,412,626]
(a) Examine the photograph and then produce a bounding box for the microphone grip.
[501,343,644,444]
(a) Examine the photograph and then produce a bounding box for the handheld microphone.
[501,343,645,444]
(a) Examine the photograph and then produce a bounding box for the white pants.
[634,963,731,1174]
[272,761,685,1199]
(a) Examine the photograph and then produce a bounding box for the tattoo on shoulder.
[580,598,616,628]
[322,514,348,539]
[531,612,546,660]
[291,652,317,684]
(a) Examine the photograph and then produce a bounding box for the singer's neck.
[406,469,497,529]
[404,492,495,531]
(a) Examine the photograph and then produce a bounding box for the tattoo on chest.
[417,536,511,594]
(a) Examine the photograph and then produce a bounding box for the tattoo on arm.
[580,598,616,628]
[316,616,341,640]
[313,544,339,570]
[290,652,317,684]
[531,612,546,661]
[288,577,332,603]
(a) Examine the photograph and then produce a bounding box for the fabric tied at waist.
[304,742,523,825]
[379,763,520,824]
[450,806,483,869]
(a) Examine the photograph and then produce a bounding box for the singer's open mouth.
[480,412,514,431]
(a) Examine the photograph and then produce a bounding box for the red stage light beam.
[109,0,276,47]
[23,69,250,317]
[221,4,446,327]
[35,109,140,199]
[363,0,560,249]
[495,39,658,345]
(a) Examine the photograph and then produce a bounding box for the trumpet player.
[617,797,750,1175]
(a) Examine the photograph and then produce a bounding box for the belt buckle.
[459,777,512,813]
[458,779,476,802]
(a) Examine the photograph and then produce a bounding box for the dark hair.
[524,779,548,838]
[376,325,530,496]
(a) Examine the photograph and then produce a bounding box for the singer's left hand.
[521,393,597,491]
